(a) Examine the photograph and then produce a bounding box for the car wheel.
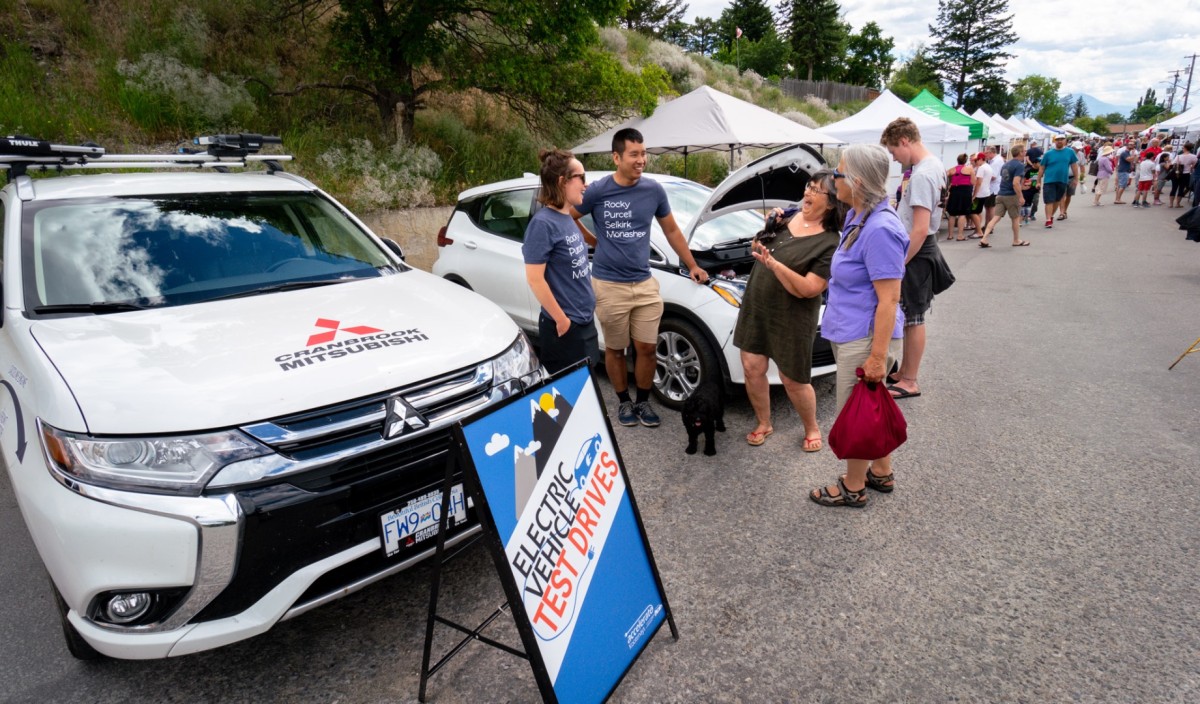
[653,317,718,410]
[51,580,106,660]
[443,275,472,290]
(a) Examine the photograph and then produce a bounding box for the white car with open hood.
[433,144,836,408]
[0,135,542,659]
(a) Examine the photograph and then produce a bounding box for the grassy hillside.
[0,1,854,210]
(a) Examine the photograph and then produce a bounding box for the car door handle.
[464,241,478,250]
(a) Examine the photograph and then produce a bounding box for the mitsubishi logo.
[384,395,427,439]
[307,318,383,346]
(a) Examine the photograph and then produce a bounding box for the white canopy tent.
[1059,123,1087,135]
[819,90,971,167]
[989,113,1031,138]
[1157,104,1200,133]
[571,85,841,172]
[971,109,1021,143]
[1013,117,1053,140]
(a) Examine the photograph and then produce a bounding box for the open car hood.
[684,144,827,241]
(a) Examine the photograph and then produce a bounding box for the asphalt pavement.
[2,195,1199,703]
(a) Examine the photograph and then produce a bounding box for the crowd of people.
[521,121,1197,511]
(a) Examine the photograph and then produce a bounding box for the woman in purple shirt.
[810,144,909,509]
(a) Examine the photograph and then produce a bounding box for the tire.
[50,580,106,660]
[443,275,472,290]
[652,317,719,410]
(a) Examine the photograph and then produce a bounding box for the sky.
[682,0,1200,111]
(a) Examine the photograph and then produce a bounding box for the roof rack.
[1,134,292,182]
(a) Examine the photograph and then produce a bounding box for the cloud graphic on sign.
[523,440,542,455]
[485,433,510,456]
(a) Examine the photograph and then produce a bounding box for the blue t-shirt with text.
[522,208,595,324]
[578,175,671,283]
[998,158,1024,196]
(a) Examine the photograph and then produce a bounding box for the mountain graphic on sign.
[513,387,575,516]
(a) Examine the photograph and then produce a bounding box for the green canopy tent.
[908,89,989,142]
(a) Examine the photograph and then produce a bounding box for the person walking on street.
[523,149,598,375]
[987,145,1005,224]
[945,154,976,241]
[572,127,708,427]
[1038,134,1079,227]
[809,144,907,508]
[979,144,1029,247]
[1153,151,1172,205]
[1114,142,1136,203]
[972,152,994,236]
[1170,142,1196,208]
[1093,145,1115,206]
[881,117,943,400]
[1133,151,1156,208]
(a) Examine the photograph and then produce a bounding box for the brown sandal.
[810,476,867,508]
[865,468,894,493]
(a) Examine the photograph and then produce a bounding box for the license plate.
[379,484,468,557]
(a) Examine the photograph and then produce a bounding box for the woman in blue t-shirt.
[522,149,597,374]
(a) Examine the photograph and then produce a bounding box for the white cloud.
[484,433,510,456]
[523,440,542,455]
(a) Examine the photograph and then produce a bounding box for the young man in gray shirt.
[880,117,945,399]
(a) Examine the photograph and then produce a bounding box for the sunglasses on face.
[832,169,847,179]
[565,173,586,184]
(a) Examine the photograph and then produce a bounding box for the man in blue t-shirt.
[1036,134,1079,228]
[979,144,1029,247]
[571,128,708,428]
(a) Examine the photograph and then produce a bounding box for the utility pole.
[1164,70,1183,112]
[1183,53,1198,112]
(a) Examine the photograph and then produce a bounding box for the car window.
[477,190,534,241]
[22,192,396,311]
[661,181,764,251]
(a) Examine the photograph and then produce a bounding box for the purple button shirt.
[821,201,909,344]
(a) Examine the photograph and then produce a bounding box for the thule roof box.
[0,134,292,182]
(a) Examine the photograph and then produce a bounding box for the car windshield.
[22,192,401,313]
[659,181,766,251]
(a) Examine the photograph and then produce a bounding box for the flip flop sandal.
[810,476,867,508]
[802,436,822,453]
[887,383,921,399]
[746,428,773,446]
[978,241,991,248]
[1012,241,1030,246]
[865,469,895,493]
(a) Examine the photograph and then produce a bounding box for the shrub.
[117,52,255,134]
[317,137,442,211]
[643,39,706,93]
[782,111,819,128]
[598,26,626,55]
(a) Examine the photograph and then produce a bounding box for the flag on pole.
[735,27,743,39]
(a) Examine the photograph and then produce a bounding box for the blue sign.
[459,365,672,704]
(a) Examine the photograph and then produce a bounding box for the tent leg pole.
[684,149,688,180]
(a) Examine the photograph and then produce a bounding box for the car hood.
[684,143,827,240]
[31,273,519,434]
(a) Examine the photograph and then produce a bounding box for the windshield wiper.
[206,278,353,302]
[34,301,155,315]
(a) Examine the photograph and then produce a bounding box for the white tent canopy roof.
[571,85,841,155]
[1158,104,1200,130]
[988,113,1031,137]
[971,109,1020,141]
[1059,123,1087,135]
[819,90,970,144]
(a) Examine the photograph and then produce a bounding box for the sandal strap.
[837,477,866,503]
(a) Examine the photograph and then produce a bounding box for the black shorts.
[537,313,599,375]
[1042,181,1067,204]
[973,194,995,211]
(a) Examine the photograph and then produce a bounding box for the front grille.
[812,332,835,369]
[194,363,502,622]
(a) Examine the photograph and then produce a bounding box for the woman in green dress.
[733,169,841,451]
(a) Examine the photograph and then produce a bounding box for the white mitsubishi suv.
[433,144,835,408]
[0,135,542,659]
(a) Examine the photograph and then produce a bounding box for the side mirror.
[382,238,405,261]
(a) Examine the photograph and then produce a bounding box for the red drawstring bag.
[827,368,908,460]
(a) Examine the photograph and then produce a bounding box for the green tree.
[688,16,719,55]
[1130,88,1166,123]
[840,21,894,88]
[1071,95,1088,121]
[714,28,791,78]
[1075,116,1109,135]
[888,45,943,101]
[1103,112,1125,124]
[279,0,663,141]
[718,0,775,44]
[928,0,1018,108]
[1012,74,1062,122]
[619,0,689,37]
[965,75,1014,116]
[779,0,846,81]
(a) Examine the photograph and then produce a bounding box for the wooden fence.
[775,79,879,105]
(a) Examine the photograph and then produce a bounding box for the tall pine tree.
[927,0,1017,108]
[619,0,689,37]
[717,0,774,44]
[779,0,845,81]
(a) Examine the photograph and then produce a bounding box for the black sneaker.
[617,401,637,426]
[633,401,661,427]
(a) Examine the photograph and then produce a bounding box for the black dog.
[682,382,725,456]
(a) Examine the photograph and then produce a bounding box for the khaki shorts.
[831,336,903,415]
[994,194,1021,219]
[593,276,663,349]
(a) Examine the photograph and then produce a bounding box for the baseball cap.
[974,152,988,161]
[1053,134,1067,140]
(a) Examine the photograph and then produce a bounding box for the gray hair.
[841,144,891,215]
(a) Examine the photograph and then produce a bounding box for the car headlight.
[710,278,745,308]
[491,332,542,387]
[39,421,271,496]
